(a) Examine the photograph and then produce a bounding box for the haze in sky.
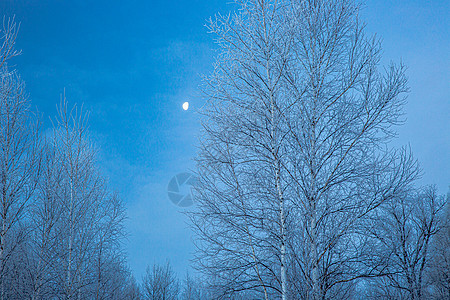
[1,0,448,280]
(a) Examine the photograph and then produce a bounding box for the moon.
[182,102,189,111]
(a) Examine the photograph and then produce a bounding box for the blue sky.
[1,0,448,280]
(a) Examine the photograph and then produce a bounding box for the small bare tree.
[368,186,447,299]
[142,261,179,300]
[427,197,450,299]
[123,274,141,300]
[180,272,209,300]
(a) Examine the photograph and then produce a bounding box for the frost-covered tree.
[190,0,419,299]
[0,18,41,300]
[427,196,450,299]
[0,17,21,69]
[32,99,128,300]
[142,261,179,300]
[180,272,211,300]
[366,186,447,299]
[0,16,133,300]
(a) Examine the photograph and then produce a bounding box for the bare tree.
[191,1,292,297]
[141,261,179,300]
[92,192,127,300]
[0,97,131,300]
[0,17,21,69]
[28,142,64,300]
[180,272,210,300]
[367,186,447,299]
[190,0,419,299]
[50,99,103,299]
[0,17,132,298]
[123,274,141,300]
[25,98,128,299]
[427,195,450,299]
[0,22,41,300]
